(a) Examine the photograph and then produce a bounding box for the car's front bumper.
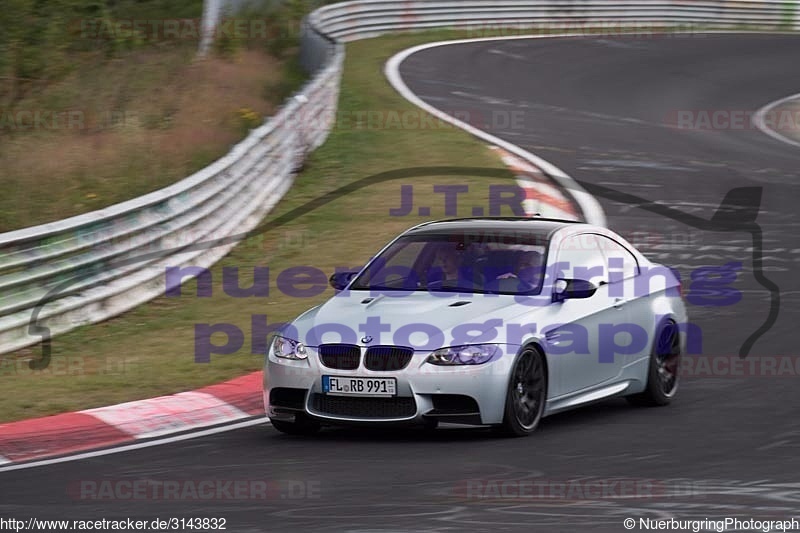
[264,345,519,426]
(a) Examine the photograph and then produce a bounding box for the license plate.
[322,376,396,397]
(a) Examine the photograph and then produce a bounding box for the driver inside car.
[495,250,543,292]
[428,245,482,290]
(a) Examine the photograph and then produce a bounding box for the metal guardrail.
[1,0,797,355]
[311,0,799,41]
[0,29,343,355]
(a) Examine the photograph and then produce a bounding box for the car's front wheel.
[270,414,321,436]
[627,320,681,406]
[495,347,547,437]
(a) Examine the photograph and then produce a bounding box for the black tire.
[269,414,321,436]
[495,347,547,437]
[627,321,681,407]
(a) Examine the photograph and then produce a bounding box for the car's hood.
[289,291,549,348]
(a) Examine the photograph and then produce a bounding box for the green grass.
[0,31,519,422]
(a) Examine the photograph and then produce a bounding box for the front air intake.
[364,346,414,371]
[318,344,360,370]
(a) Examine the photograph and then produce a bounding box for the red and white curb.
[489,146,582,220]
[0,371,264,465]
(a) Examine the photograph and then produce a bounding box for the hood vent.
[449,301,471,307]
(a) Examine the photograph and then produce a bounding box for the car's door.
[546,233,630,397]
[596,235,651,365]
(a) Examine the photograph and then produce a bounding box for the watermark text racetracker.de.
[457,478,698,500]
[665,108,800,132]
[0,516,228,532]
[0,355,133,377]
[70,478,320,501]
[624,517,799,532]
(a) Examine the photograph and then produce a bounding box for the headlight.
[271,335,308,360]
[426,344,499,366]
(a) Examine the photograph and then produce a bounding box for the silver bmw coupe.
[264,218,686,437]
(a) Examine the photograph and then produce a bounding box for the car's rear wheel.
[270,414,321,435]
[495,347,546,437]
[627,320,681,406]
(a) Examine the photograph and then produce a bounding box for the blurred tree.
[0,0,204,108]
[0,0,86,106]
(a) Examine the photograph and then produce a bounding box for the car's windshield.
[350,230,549,294]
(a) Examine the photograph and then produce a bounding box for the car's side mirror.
[329,270,359,290]
[552,278,598,303]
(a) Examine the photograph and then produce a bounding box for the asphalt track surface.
[3,34,800,532]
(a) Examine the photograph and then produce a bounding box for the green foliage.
[235,106,262,135]
[212,26,242,58]
[0,0,327,106]
[0,0,80,105]
[107,0,203,20]
[222,0,330,60]
[0,0,204,107]
[262,54,306,102]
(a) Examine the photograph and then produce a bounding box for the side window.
[597,236,639,281]
[556,234,607,285]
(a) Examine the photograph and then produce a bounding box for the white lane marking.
[0,417,268,473]
[597,181,663,189]
[384,35,607,228]
[753,92,800,149]
[488,48,526,60]
[758,439,790,451]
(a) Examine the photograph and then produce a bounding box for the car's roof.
[405,217,582,237]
